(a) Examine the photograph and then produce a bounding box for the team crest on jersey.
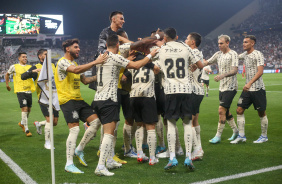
[72,111,79,119]
[22,99,27,105]
[238,98,243,104]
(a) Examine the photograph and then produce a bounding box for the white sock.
[156,115,165,147]
[123,124,132,153]
[39,120,46,126]
[77,119,101,151]
[192,127,200,152]
[135,126,144,153]
[22,112,29,131]
[237,114,245,137]
[45,122,51,143]
[167,119,176,160]
[183,117,192,159]
[98,133,114,166]
[194,125,202,148]
[206,86,209,94]
[143,126,147,145]
[131,122,137,145]
[260,115,268,137]
[147,129,156,158]
[175,126,181,150]
[99,125,104,150]
[215,122,225,137]
[112,121,119,157]
[66,126,79,166]
[227,118,238,133]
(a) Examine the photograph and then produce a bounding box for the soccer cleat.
[18,122,25,132]
[164,157,178,170]
[137,154,149,163]
[65,164,84,174]
[228,132,239,141]
[176,146,184,156]
[95,167,114,176]
[74,149,88,166]
[113,154,127,164]
[156,150,169,158]
[149,158,159,165]
[209,136,221,144]
[230,135,247,144]
[184,157,195,170]
[44,141,55,150]
[33,121,42,135]
[142,144,149,149]
[155,146,166,154]
[106,160,122,170]
[25,130,32,137]
[253,135,268,143]
[124,149,138,158]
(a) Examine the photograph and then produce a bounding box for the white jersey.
[190,49,204,95]
[129,66,155,98]
[239,50,265,91]
[119,43,131,58]
[207,50,238,92]
[155,41,200,95]
[94,52,129,102]
[201,65,211,80]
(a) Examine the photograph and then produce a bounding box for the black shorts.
[219,90,237,109]
[191,93,204,115]
[130,97,158,124]
[155,83,165,116]
[118,89,133,120]
[201,79,209,86]
[164,94,192,120]
[237,89,267,111]
[17,92,32,108]
[39,103,59,118]
[92,99,119,125]
[60,100,95,124]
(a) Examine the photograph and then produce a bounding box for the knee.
[53,121,58,126]
[218,107,226,116]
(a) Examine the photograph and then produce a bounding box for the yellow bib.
[13,64,35,93]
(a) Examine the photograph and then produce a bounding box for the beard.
[70,50,79,59]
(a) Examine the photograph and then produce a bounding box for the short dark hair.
[18,52,27,57]
[62,38,79,53]
[37,49,47,59]
[151,30,156,34]
[189,32,202,47]
[106,33,119,48]
[245,35,256,44]
[116,29,125,36]
[164,27,177,40]
[109,11,123,22]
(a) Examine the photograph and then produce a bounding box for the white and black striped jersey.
[129,66,155,98]
[201,65,211,80]
[190,48,204,95]
[207,50,238,92]
[155,41,200,95]
[94,52,129,102]
[239,50,265,91]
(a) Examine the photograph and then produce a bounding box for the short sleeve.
[58,59,72,72]
[231,51,239,67]
[7,65,15,74]
[207,51,220,64]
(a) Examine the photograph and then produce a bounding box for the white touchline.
[0,149,37,184]
[190,165,282,184]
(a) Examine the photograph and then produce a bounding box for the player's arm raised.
[126,48,159,70]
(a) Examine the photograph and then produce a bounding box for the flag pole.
[47,49,55,184]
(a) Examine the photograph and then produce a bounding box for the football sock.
[21,112,29,131]
[237,114,245,137]
[215,122,225,137]
[156,115,165,147]
[66,126,79,166]
[227,118,238,133]
[98,133,114,166]
[183,117,192,159]
[112,121,119,156]
[131,122,137,145]
[77,118,100,151]
[123,124,132,153]
[99,125,104,150]
[192,127,200,151]
[147,129,157,158]
[194,125,202,148]
[143,126,147,145]
[45,122,51,143]
[260,115,268,137]
[175,126,181,150]
[135,126,144,152]
[39,120,46,126]
[167,119,176,160]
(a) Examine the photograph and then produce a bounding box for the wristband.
[146,54,152,59]
[155,34,160,40]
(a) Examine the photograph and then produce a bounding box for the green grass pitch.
[0,73,282,184]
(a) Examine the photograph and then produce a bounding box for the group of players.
[5,11,269,176]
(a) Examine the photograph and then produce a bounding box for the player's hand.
[32,68,41,73]
[214,75,224,82]
[121,74,127,83]
[150,48,160,58]
[156,28,164,40]
[243,83,251,92]
[6,85,11,91]
[153,65,160,74]
[203,59,208,66]
[95,52,109,65]
[137,38,142,41]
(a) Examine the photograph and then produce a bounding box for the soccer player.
[54,38,108,174]
[92,34,159,176]
[5,52,35,137]
[154,28,203,170]
[204,35,239,144]
[201,65,212,97]
[21,49,59,149]
[231,35,269,144]
[185,32,205,160]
